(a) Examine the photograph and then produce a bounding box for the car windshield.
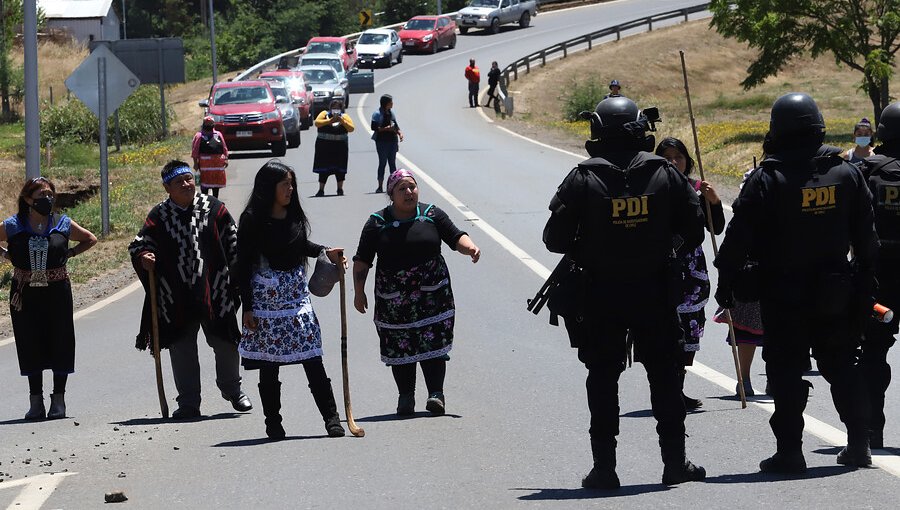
[307,42,341,53]
[269,87,288,99]
[358,33,389,45]
[213,86,271,105]
[470,0,498,6]
[301,58,342,74]
[303,69,338,84]
[405,19,436,30]
[260,77,287,88]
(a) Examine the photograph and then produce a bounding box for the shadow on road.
[356,412,463,422]
[704,465,850,484]
[111,412,243,426]
[212,434,329,447]
[512,484,670,500]
[0,417,39,426]
[228,151,279,160]
[620,409,653,418]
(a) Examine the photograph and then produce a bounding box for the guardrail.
[496,2,710,115]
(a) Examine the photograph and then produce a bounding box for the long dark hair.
[17,177,56,221]
[243,159,309,239]
[655,137,695,176]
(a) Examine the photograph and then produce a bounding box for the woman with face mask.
[313,97,355,197]
[0,177,97,420]
[844,118,875,167]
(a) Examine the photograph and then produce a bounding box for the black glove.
[715,282,735,309]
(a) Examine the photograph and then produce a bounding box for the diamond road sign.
[65,45,141,118]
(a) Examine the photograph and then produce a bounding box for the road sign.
[65,45,141,118]
[359,9,372,27]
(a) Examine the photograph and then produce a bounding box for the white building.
[38,0,121,44]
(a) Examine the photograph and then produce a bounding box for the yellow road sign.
[359,9,372,27]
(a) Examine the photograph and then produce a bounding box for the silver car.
[355,28,403,68]
[297,65,349,116]
[268,84,301,149]
[299,53,347,81]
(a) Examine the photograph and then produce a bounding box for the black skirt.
[11,279,76,376]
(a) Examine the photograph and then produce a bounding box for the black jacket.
[864,148,900,277]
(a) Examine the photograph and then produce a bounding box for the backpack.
[199,132,224,154]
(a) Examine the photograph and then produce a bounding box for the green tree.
[1,0,24,121]
[710,0,900,124]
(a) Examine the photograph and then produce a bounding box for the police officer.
[715,93,878,472]
[603,79,622,99]
[861,101,900,449]
[543,96,707,489]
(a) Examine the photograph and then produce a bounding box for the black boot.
[759,451,807,473]
[660,434,706,485]
[258,382,285,440]
[47,393,66,419]
[837,435,872,468]
[582,438,619,490]
[25,394,45,421]
[679,369,702,411]
[310,379,345,438]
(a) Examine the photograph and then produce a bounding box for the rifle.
[527,256,576,326]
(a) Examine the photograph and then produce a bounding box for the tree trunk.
[866,74,885,126]
[0,0,11,122]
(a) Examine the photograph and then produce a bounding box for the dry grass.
[9,39,88,107]
[506,20,897,190]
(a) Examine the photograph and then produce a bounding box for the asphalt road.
[2,1,900,508]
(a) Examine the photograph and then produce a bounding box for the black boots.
[759,451,807,473]
[582,438,620,490]
[47,393,66,419]
[679,369,702,411]
[310,379,345,438]
[25,394,45,421]
[837,435,872,468]
[660,434,706,485]
[258,382,285,440]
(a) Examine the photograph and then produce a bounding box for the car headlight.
[263,110,280,120]
[377,52,385,58]
[332,87,344,97]
[422,34,433,42]
[281,108,294,119]
[210,114,225,122]
[479,15,487,20]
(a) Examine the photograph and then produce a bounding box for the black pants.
[391,358,446,395]
[259,356,331,388]
[760,298,869,453]
[862,283,898,438]
[571,292,687,463]
[485,84,498,106]
[468,82,479,107]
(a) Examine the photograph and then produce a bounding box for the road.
[2,1,900,508]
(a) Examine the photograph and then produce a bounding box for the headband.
[162,165,192,184]
[386,169,416,195]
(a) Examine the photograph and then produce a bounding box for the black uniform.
[862,145,900,448]
[544,145,706,486]
[716,144,878,466]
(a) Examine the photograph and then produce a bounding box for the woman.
[370,94,403,193]
[236,160,346,440]
[313,97,355,197]
[843,118,875,167]
[191,116,229,198]
[353,169,480,416]
[655,138,725,410]
[0,177,97,420]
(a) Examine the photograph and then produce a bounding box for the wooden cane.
[338,251,365,437]
[680,50,747,408]
[147,267,170,418]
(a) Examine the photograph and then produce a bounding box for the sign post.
[98,57,109,236]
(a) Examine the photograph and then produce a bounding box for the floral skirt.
[677,246,710,357]
[374,255,454,365]
[239,265,322,367]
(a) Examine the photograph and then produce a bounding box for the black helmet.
[877,102,900,143]
[769,93,825,139]
[587,96,643,140]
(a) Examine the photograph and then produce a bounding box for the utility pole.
[121,0,127,39]
[24,0,40,179]
[209,0,218,83]
[437,0,442,16]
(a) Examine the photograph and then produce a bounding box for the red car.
[303,36,357,71]
[199,81,287,157]
[398,15,457,54]
[258,70,314,129]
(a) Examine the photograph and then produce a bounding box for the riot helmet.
[768,93,825,141]
[582,96,659,151]
[877,102,900,143]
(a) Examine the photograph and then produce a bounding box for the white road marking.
[0,281,141,348]
[0,472,77,510]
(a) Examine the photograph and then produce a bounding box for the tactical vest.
[867,154,900,262]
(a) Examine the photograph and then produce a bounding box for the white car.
[355,28,403,68]
[299,53,347,81]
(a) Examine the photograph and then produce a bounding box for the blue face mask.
[856,136,871,146]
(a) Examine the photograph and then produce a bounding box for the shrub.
[562,79,606,121]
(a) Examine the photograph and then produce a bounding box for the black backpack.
[199,132,224,154]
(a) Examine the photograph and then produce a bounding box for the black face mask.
[32,196,53,216]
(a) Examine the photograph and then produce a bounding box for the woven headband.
[162,165,192,184]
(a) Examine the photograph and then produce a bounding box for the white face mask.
[856,136,871,147]
[331,109,341,117]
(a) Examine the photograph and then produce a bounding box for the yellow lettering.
[611,199,627,217]
[816,187,829,206]
[641,195,649,215]
[802,188,816,207]
[829,185,836,204]
[627,197,642,216]
[887,187,899,204]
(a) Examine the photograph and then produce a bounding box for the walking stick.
[147,267,170,418]
[338,251,365,437]
[679,50,747,408]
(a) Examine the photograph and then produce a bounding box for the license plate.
[236,130,252,137]
[404,41,415,46]
[462,20,475,25]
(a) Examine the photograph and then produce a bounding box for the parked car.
[199,81,287,157]
[258,70,313,130]
[399,15,457,54]
[458,0,536,34]
[267,84,301,149]
[355,28,403,68]
[298,65,349,117]
[303,36,357,71]
[299,53,347,80]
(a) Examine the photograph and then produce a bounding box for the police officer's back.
[715,93,878,472]
[860,101,900,449]
[543,96,707,489]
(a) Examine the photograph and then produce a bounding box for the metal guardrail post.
[514,65,518,80]
[525,55,530,74]
[541,50,546,67]
[616,27,621,41]
[648,16,653,31]
[587,35,592,50]
[684,9,689,21]
[563,43,567,58]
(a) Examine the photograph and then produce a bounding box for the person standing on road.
[313,97,355,197]
[860,102,900,449]
[191,116,229,199]
[484,61,501,108]
[543,97,707,490]
[655,137,725,411]
[237,160,347,440]
[844,118,875,168]
[465,58,480,108]
[715,93,878,472]
[371,94,403,194]
[129,160,252,420]
[352,169,480,417]
[0,177,97,420]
